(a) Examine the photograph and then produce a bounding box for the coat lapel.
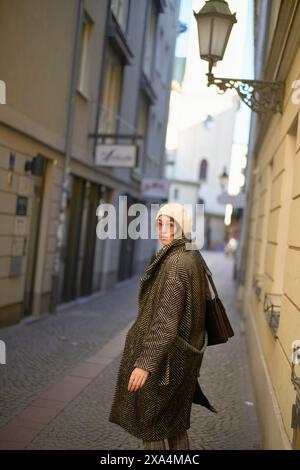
[138,237,188,307]
[141,236,188,282]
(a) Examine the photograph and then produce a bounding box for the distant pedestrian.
[109,202,214,450]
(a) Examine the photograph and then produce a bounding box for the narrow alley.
[0,251,261,450]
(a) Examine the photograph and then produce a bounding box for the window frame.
[143,0,159,80]
[77,10,94,99]
[110,0,131,35]
[132,92,150,179]
[98,44,124,136]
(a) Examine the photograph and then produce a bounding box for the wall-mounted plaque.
[14,216,27,236]
[18,176,31,196]
[16,196,28,216]
[10,256,22,277]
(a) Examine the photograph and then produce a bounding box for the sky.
[166,0,254,200]
[179,0,254,124]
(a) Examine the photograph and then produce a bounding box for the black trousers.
[142,430,190,450]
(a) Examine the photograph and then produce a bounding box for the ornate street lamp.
[194,0,285,113]
[219,166,229,191]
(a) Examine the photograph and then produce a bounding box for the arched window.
[199,159,208,181]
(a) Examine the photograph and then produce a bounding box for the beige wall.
[0,126,64,326]
[0,0,77,152]
[0,0,109,161]
[243,40,300,448]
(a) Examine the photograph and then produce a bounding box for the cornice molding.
[264,0,300,81]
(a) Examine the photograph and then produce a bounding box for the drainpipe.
[50,0,84,312]
[93,0,111,159]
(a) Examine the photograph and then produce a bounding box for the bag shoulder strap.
[197,251,219,299]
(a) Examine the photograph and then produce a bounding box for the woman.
[108,202,213,450]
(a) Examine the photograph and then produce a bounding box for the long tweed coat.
[108,236,213,441]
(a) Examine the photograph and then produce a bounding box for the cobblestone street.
[0,251,261,450]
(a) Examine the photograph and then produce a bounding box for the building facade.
[0,0,180,327]
[239,0,300,450]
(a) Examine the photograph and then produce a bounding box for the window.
[99,45,123,134]
[199,159,208,181]
[157,121,162,136]
[78,11,93,97]
[168,0,175,11]
[143,2,158,79]
[162,43,170,84]
[138,95,149,135]
[111,0,130,33]
[155,27,164,73]
[134,94,150,175]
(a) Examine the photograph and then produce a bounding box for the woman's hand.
[128,367,149,392]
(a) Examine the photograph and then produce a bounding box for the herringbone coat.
[108,236,211,441]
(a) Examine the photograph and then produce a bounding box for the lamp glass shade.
[196,16,212,59]
[211,16,233,60]
[194,1,237,64]
[196,14,234,62]
[219,171,229,189]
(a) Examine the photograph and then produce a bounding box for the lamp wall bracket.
[207,72,285,114]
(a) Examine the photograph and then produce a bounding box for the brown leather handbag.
[197,252,234,346]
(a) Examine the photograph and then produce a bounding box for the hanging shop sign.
[95,145,136,168]
[141,178,169,199]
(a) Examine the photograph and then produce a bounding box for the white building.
[164,0,251,249]
[166,101,239,248]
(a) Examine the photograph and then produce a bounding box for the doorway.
[117,193,138,281]
[23,171,45,316]
[61,175,100,302]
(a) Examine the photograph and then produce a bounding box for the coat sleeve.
[133,276,185,375]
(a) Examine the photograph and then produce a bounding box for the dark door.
[62,175,85,302]
[23,173,45,316]
[81,183,100,296]
[117,194,137,281]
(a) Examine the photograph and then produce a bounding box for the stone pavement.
[0,251,262,450]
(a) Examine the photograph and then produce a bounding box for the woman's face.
[157,215,181,245]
